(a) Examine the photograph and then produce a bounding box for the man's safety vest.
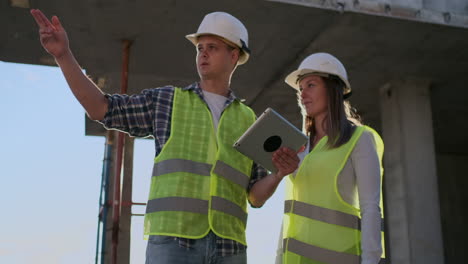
[283,126,386,264]
[144,87,256,245]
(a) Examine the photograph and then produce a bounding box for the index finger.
[298,145,306,153]
[30,9,53,29]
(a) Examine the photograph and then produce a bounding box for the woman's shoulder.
[354,129,376,153]
[351,126,384,159]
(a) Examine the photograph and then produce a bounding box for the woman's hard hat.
[186,12,250,65]
[285,53,351,95]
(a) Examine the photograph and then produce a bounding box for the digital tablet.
[233,108,308,172]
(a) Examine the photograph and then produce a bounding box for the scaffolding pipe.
[111,39,131,264]
[95,131,114,264]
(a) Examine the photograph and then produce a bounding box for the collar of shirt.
[182,82,245,108]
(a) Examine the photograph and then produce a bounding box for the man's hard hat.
[186,12,250,65]
[285,53,351,95]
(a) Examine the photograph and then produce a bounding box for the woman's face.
[298,75,328,119]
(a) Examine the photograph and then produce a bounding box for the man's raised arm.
[31,9,108,121]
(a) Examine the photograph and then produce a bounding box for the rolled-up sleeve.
[247,163,268,192]
[247,162,268,208]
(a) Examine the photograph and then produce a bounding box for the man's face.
[196,35,239,80]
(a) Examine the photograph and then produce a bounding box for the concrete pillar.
[379,78,444,264]
[118,135,135,264]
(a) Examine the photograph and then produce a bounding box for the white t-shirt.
[276,130,383,264]
[202,90,227,130]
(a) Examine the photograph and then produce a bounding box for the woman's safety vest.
[144,87,256,245]
[283,126,386,264]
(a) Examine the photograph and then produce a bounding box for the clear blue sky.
[0,61,285,263]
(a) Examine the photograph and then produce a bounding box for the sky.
[0,61,286,264]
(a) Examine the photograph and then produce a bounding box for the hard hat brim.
[285,69,351,95]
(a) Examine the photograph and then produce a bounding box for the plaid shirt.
[100,82,267,256]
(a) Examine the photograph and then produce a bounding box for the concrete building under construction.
[3,0,468,263]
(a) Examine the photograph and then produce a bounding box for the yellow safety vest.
[144,87,256,245]
[283,126,386,264]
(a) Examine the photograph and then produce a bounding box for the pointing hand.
[30,9,70,59]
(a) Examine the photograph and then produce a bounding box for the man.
[31,9,300,263]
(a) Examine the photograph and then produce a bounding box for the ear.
[231,48,240,65]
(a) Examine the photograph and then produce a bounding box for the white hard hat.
[186,12,250,65]
[285,53,351,95]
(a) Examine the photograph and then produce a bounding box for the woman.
[277,53,385,264]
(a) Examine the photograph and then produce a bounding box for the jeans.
[145,232,247,264]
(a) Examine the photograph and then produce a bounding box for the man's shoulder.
[144,85,176,93]
[236,101,256,117]
[139,86,179,100]
[158,82,199,93]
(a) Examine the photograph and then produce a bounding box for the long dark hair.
[300,75,362,149]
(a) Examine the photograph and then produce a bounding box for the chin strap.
[343,91,352,100]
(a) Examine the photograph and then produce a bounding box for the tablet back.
[233,108,308,172]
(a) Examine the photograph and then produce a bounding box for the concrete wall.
[269,0,468,28]
[431,80,468,263]
[435,154,468,262]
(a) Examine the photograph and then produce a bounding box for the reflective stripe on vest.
[284,238,388,264]
[213,160,250,189]
[211,196,247,224]
[284,200,359,230]
[152,159,212,177]
[146,196,247,224]
[152,158,250,189]
[284,200,385,231]
[147,197,208,214]
[284,238,360,264]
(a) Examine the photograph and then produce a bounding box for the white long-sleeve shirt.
[276,130,383,264]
